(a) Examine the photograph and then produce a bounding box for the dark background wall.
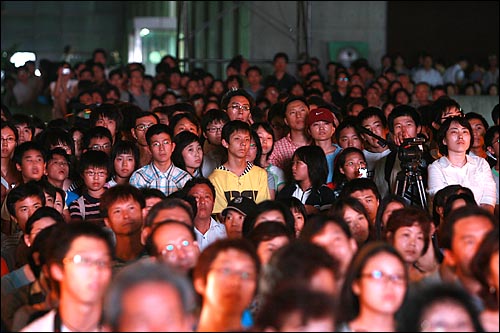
[387,1,499,67]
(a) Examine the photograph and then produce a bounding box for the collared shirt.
[194,217,227,251]
[427,155,496,206]
[129,162,192,197]
[269,134,304,171]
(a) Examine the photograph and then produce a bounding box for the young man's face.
[285,100,309,132]
[132,115,158,146]
[149,133,175,164]
[88,137,112,156]
[104,197,143,236]
[82,167,108,192]
[392,115,421,141]
[222,130,251,159]
[204,120,226,146]
[15,123,32,144]
[46,154,70,183]
[222,210,246,238]
[226,96,251,123]
[94,117,117,141]
[54,191,65,215]
[361,115,388,149]
[16,149,45,182]
[350,190,379,225]
[13,195,43,232]
[308,121,335,142]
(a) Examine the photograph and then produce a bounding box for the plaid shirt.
[269,133,307,172]
[129,162,192,196]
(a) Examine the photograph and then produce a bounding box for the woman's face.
[342,206,370,246]
[340,152,367,181]
[391,223,425,264]
[443,121,471,154]
[182,141,203,172]
[255,126,273,156]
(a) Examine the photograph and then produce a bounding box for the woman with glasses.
[336,241,409,332]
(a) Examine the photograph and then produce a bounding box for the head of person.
[110,140,140,180]
[387,104,422,139]
[443,192,478,218]
[102,259,197,332]
[83,126,113,156]
[36,127,74,156]
[23,205,65,249]
[283,96,310,132]
[170,112,201,137]
[44,148,71,186]
[131,111,159,146]
[11,114,34,144]
[242,199,296,239]
[339,178,381,225]
[292,145,328,189]
[182,177,216,222]
[277,196,308,238]
[330,197,371,247]
[220,88,254,123]
[484,125,499,162]
[100,184,145,235]
[172,131,203,175]
[338,241,408,325]
[221,120,251,155]
[437,116,473,157]
[79,150,110,191]
[385,206,432,266]
[1,122,19,160]
[439,206,496,280]
[398,283,484,332]
[375,194,407,240]
[140,188,167,219]
[7,180,45,232]
[145,123,175,164]
[261,240,339,298]
[357,107,389,150]
[221,196,258,239]
[307,107,336,142]
[13,141,46,182]
[247,221,293,266]
[431,184,473,228]
[335,116,363,150]
[465,111,489,151]
[201,108,230,146]
[145,220,200,275]
[432,97,463,127]
[90,103,123,143]
[334,147,367,185]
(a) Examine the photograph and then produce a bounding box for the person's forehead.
[22,150,43,158]
[136,115,157,124]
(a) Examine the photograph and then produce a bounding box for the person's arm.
[426,160,447,197]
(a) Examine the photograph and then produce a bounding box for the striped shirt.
[69,193,103,223]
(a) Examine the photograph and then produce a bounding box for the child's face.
[291,208,305,237]
[17,149,45,182]
[223,210,246,239]
[204,120,225,145]
[223,130,251,159]
[82,167,108,192]
[46,154,70,182]
[114,153,136,179]
[291,156,308,182]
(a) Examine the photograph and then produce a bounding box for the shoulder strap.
[77,196,86,220]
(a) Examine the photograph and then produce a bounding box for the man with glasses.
[220,88,254,124]
[129,124,192,197]
[130,111,159,167]
[82,126,113,156]
[201,109,230,177]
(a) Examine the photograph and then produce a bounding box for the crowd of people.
[1,48,499,332]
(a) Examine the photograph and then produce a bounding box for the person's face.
[337,73,349,88]
[223,210,246,238]
[350,190,379,224]
[222,130,251,160]
[182,141,203,173]
[309,121,335,142]
[246,70,262,86]
[226,96,251,123]
[338,126,363,150]
[361,116,388,149]
[291,208,305,237]
[54,237,112,305]
[340,152,367,181]
[17,149,45,181]
[196,249,257,313]
[104,197,143,235]
[342,206,370,246]
[395,91,410,105]
[311,222,357,276]
[24,216,57,247]
[381,201,405,228]
[143,197,163,219]
[415,85,430,103]
[440,107,463,124]
[154,112,169,125]
[82,167,108,192]
[15,123,32,144]
[443,121,471,154]
[204,120,225,146]
[46,154,70,183]
[257,235,289,266]
[393,115,420,140]
[117,281,193,332]
[13,196,43,232]
[255,126,273,156]
[54,192,65,215]
[392,223,425,264]
[254,210,286,228]
[245,137,258,163]
[285,100,309,131]
[114,153,135,179]
[149,133,175,164]
[152,207,193,227]
[349,87,363,99]
[173,118,199,137]
[366,88,380,106]
[447,216,493,277]
[94,117,117,140]
[88,137,112,156]
[467,118,486,149]
[291,156,309,183]
[132,115,158,146]
[419,301,476,332]
[1,126,17,158]
[352,252,407,317]
[44,191,55,208]
[154,223,200,274]
[188,184,215,221]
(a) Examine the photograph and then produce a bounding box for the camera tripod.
[394,162,428,210]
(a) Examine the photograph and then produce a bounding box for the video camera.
[398,137,426,165]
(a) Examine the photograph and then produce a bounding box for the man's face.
[204,120,225,146]
[285,100,309,131]
[132,115,158,146]
[88,137,112,156]
[149,133,175,164]
[350,190,379,225]
[308,121,335,142]
[468,118,486,149]
[104,197,143,236]
[15,123,32,144]
[94,117,117,140]
[152,207,193,227]
[222,130,251,160]
[361,116,388,149]
[392,115,420,141]
[188,184,215,221]
[226,96,251,123]
[13,195,43,232]
[17,149,45,182]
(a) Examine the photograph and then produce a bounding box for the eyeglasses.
[338,77,349,82]
[62,254,111,269]
[84,170,107,178]
[150,140,171,148]
[1,137,16,143]
[135,123,155,131]
[210,267,256,281]
[360,270,405,284]
[249,143,257,149]
[206,127,223,133]
[89,143,111,151]
[160,240,194,257]
[228,103,251,112]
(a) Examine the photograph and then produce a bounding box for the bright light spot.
[35,69,41,77]
[140,28,150,37]
[149,51,162,64]
[10,52,36,67]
